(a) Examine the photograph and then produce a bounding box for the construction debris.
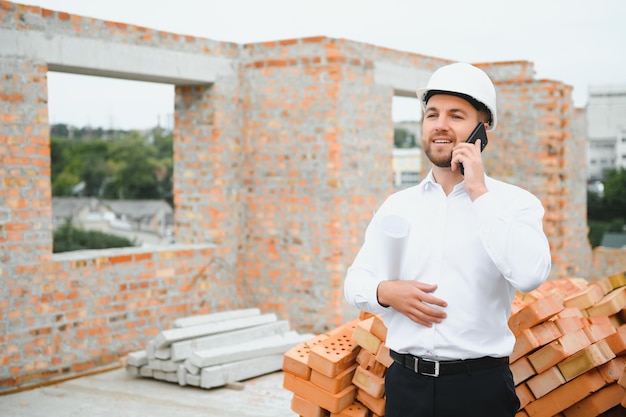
[125,308,314,389]
[282,272,626,417]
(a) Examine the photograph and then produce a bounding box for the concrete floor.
[0,367,295,417]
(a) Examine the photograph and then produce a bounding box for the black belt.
[390,350,509,377]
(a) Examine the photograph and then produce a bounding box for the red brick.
[282,342,312,380]
[283,372,356,414]
[509,294,564,336]
[516,383,535,409]
[528,329,591,373]
[512,356,537,386]
[290,394,329,417]
[330,401,369,417]
[310,364,356,394]
[527,366,565,399]
[352,366,384,399]
[309,331,359,378]
[561,383,625,417]
[524,369,606,417]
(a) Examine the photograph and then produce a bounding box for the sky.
[20,0,626,130]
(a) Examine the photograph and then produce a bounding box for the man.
[344,62,552,416]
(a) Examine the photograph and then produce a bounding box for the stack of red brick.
[510,273,626,416]
[282,271,626,417]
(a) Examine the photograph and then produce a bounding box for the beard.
[424,137,453,168]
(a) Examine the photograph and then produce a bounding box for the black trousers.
[385,361,520,417]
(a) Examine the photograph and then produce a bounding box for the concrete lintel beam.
[375,62,432,98]
[1,28,236,86]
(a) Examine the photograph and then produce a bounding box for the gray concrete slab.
[0,367,295,417]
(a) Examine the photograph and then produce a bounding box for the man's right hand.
[377,280,448,327]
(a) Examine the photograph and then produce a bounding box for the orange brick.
[283,342,312,380]
[527,366,566,399]
[594,277,614,295]
[606,271,626,290]
[352,317,383,355]
[355,388,385,416]
[532,320,562,345]
[512,328,541,363]
[511,356,537,386]
[352,366,385,399]
[283,372,356,414]
[563,284,605,309]
[557,340,615,382]
[554,307,585,319]
[330,401,369,417]
[561,383,625,417]
[552,316,585,335]
[524,369,606,417]
[619,367,626,388]
[582,317,617,343]
[516,382,534,409]
[375,344,393,369]
[308,332,360,378]
[528,329,591,373]
[310,364,357,394]
[604,326,626,355]
[290,394,329,417]
[586,287,626,317]
[509,294,564,336]
[355,348,386,378]
[598,357,626,383]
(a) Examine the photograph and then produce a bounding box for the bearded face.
[423,131,454,168]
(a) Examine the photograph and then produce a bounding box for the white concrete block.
[170,320,291,361]
[139,366,153,378]
[184,359,201,375]
[161,360,181,373]
[148,359,162,371]
[146,340,157,359]
[171,308,261,328]
[155,347,171,360]
[177,364,187,386]
[126,350,148,367]
[200,354,284,389]
[186,373,201,387]
[189,331,313,368]
[153,313,278,348]
[125,365,139,376]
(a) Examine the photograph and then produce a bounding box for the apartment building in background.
[587,85,626,181]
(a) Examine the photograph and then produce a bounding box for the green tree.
[603,168,626,221]
[51,136,111,196]
[102,132,161,199]
[50,125,174,202]
[394,127,417,148]
[53,220,135,253]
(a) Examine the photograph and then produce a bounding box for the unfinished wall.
[1,0,618,392]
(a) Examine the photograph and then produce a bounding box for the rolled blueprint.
[375,213,410,280]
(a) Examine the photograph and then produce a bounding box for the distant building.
[393,120,422,189]
[392,148,421,189]
[587,85,626,180]
[52,197,174,245]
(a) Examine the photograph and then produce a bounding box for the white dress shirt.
[344,170,552,360]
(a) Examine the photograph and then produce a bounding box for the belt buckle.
[417,358,440,377]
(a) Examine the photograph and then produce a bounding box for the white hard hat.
[416,63,498,131]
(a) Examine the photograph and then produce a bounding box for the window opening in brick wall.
[392,96,422,189]
[47,71,175,252]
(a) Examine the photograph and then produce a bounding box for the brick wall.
[1,0,623,392]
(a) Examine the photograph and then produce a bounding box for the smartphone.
[459,123,488,175]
